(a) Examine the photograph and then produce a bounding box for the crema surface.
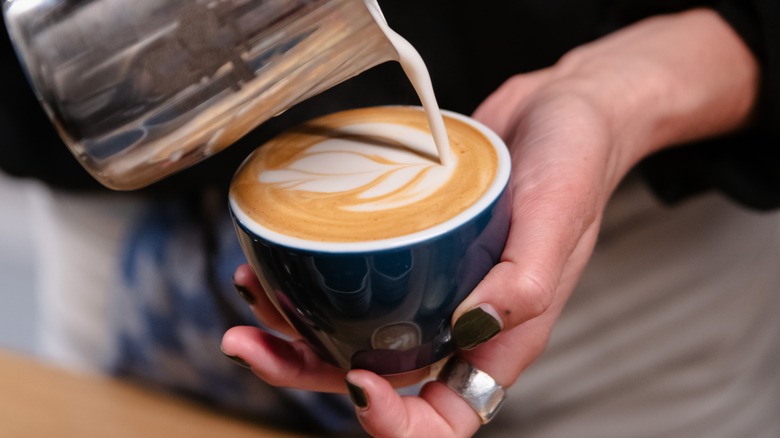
[230,106,497,242]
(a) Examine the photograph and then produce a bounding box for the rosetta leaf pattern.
[259,137,453,211]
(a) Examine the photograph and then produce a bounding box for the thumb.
[451,210,601,352]
[345,369,481,437]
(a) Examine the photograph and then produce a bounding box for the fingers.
[346,369,481,438]
[221,325,348,393]
[453,208,601,351]
[455,87,616,356]
[343,288,581,438]
[456,223,600,388]
[232,264,299,339]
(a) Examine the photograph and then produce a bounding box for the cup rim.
[229,105,511,253]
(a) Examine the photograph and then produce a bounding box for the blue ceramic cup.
[229,107,511,375]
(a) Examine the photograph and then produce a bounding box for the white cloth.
[483,176,780,438]
[30,187,145,372]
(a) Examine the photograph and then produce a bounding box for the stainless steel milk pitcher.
[3,0,397,189]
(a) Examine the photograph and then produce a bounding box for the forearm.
[550,8,759,179]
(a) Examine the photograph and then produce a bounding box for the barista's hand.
[222,8,757,437]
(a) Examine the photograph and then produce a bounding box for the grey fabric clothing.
[482,176,780,437]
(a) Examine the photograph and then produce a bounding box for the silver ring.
[436,356,506,424]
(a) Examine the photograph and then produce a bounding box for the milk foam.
[231,107,500,243]
[257,123,456,212]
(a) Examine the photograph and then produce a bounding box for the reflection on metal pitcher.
[3,0,395,188]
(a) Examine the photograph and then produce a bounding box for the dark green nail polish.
[223,351,252,368]
[233,282,255,305]
[453,307,501,350]
[346,380,368,409]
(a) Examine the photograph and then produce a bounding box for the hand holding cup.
[228,105,511,376]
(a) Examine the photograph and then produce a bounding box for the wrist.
[548,8,758,170]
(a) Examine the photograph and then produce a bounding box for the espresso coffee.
[230,106,498,242]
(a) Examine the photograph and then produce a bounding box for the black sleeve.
[638,0,780,210]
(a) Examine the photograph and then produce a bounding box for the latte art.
[230,106,498,242]
[257,122,456,212]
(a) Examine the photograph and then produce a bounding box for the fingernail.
[222,351,252,368]
[453,306,502,350]
[233,281,255,305]
[346,379,369,409]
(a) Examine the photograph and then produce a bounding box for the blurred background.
[0,172,38,356]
